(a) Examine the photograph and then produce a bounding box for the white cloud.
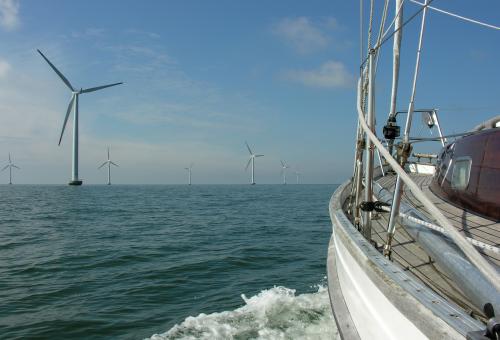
[0,0,19,30]
[273,17,329,54]
[71,27,106,39]
[125,28,161,39]
[0,58,10,77]
[284,60,354,88]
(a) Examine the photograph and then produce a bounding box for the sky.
[0,0,499,184]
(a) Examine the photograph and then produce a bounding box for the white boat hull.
[327,182,483,339]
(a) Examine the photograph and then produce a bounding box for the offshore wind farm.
[1,1,499,340]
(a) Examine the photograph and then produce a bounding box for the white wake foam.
[148,285,338,340]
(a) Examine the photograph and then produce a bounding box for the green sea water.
[0,184,338,339]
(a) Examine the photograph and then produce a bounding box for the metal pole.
[387,0,404,156]
[353,78,365,225]
[432,110,446,147]
[362,49,376,239]
[9,166,12,185]
[108,163,111,185]
[251,158,255,184]
[72,94,79,182]
[377,148,385,177]
[385,0,430,256]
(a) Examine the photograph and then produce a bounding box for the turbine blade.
[12,165,20,169]
[98,162,107,169]
[111,162,119,167]
[245,158,252,171]
[107,147,110,160]
[1,165,9,171]
[255,154,264,157]
[8,153,11,163]
[37,49,75,91]
[245,141,253,155]
[280,160,285,167]
[58,94,75,145]
[81,82,123,94]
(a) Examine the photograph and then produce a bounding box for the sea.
[0,184,339,339]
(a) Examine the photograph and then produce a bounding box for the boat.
[326,1,500,339]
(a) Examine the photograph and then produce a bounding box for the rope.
[367,0,375,51]
[378,205,500,255]
[360,0,364,66]
[409,0,500,31]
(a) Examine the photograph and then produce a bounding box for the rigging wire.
[381,0,406,41]
[409,0,500,31]
[374,0,390,75]
[359,0,436,69]
[360,0,364,68]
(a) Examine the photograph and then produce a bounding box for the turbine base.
[69,180,83,186]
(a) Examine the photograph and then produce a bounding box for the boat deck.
[368,173,499,319]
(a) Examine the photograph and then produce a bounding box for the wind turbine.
[2,153,20,185]
[184,163,193,185]
[245,141,264,185]
[37,49,123,185]
[280,160,290,185]
[98,147,119,185]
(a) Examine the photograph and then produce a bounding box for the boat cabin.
[430,128,500,221]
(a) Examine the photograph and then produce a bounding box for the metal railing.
[355,76,500,292]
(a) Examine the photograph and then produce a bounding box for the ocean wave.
[147,285,338,340]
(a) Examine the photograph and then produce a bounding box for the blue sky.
[0,0,498,184]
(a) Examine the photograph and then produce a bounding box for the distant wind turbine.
[2,153,20,185]
[98,147,119,185]
[280,160,290,185]
[245,141,264,185]
[37,49,123,186]
[294,169,301,184]
[184,163,194,185]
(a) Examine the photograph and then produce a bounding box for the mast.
[385,0,430,256]
[362,49,376,239]
[383,0,404,157]
[389,0,403,120]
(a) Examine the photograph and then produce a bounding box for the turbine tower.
[2,153,20,185]
[280,160,290,185]
[294,169,301,184]
[98,147,119,185]
[245,141,263,185]
[184,163,193,185]
[37,49,123,186]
